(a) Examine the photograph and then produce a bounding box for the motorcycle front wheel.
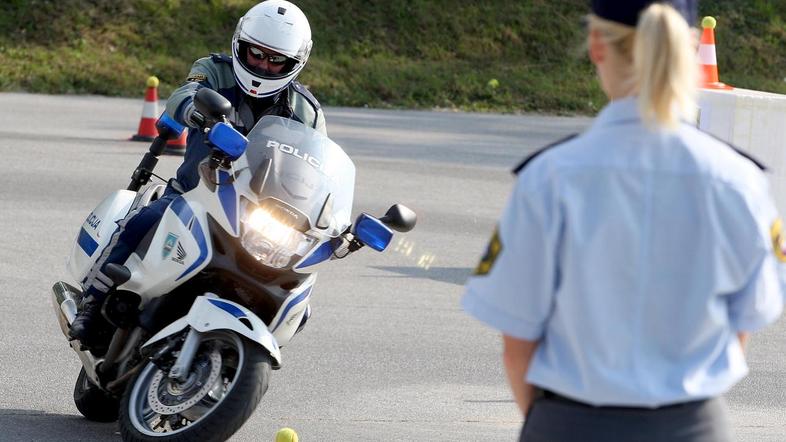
[118,330,272,442]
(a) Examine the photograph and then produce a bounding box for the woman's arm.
[738,332,748,351]
[502,335,539,417]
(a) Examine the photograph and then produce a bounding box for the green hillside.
[1,0,784,114]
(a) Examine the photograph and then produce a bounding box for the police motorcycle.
[51,88,416,441]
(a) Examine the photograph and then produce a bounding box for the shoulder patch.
[210,53,233,64]
[186,73,208,83]
[473,227,502,276]
[512,133,578,175]
[771,218,786,262]
[699,129,767,171]
[290,81,321,111]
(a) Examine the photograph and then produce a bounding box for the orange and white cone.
[164,129,188,156]
[131,76,161,141]
[698,16,732,90]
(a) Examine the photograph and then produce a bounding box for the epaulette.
[512,134,578,175]
[290,81,321,111]
[700,130,767,171]
[210,53,233,64]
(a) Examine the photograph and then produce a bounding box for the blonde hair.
[589,4,698,128]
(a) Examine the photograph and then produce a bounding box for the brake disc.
[147,350,222,415]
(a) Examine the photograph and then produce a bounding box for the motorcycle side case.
[67,190,136,283]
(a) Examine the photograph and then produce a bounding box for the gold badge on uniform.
[770,218,786,262]
[186,73,208,83]
[474,227,502,276]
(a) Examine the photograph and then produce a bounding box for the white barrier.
[698,88,786,213]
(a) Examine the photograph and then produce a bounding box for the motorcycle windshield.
[244,116,355,237]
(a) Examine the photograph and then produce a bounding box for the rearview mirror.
[194,88,232,123]
[379,204,417,232]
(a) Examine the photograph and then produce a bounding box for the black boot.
[69,297,113,349]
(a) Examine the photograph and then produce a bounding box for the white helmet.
[231,0,313,98]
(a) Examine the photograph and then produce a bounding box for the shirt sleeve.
[462,175,560,340]
[165,57,223,126]
[728,254,784,332]
[727,186,785,332]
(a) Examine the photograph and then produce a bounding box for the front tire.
[74,367,120,422]
[118,330,271,442]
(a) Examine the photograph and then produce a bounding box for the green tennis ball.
[146,76,160,88]
[702,16,716,30]
[487,78,500,89]
[275,428,299,442]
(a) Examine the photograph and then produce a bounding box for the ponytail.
[588,4,698,128]
[634,3,698,128]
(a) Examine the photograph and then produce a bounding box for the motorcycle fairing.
[169,196,210,281]
[198,157,258,240]
[245,116,355,238]
[240,116,356,273]
[119,194,213,302]
[217,170,239,235]
[295,240,334,269]
[268,273,316,344]
[117,166,258,301]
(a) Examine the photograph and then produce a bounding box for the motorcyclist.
[69,0,325,349]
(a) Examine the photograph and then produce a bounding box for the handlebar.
[127,117,184,192]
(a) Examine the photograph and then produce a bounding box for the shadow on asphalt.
[0,410,118,441]
[370,266,471,285]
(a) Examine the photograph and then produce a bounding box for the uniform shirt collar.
[593,96,641,128]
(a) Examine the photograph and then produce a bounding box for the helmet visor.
[236,41,299,79]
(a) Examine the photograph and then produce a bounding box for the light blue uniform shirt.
[463,97,784,407]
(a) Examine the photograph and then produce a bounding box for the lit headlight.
[241,207,317,269]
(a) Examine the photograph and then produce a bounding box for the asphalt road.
[0,93,783,441]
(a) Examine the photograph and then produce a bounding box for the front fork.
[168,328,202,382]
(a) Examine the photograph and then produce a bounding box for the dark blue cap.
[591,0,697,27]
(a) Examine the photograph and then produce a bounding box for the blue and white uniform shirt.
[462,97,785,407]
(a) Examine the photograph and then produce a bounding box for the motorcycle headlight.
[241,207,317,269]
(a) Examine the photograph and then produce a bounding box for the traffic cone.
[163,129,188,156]
[698,16,733,90]
[131,76,161,141]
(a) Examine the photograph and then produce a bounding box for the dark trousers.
[520,395,732,442]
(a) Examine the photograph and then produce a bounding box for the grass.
[0,0,784,114]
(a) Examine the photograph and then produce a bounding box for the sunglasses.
[248,46,288,65]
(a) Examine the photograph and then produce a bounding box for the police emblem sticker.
[474,227,502,276]
[770,218,786,262]
[163,233,179,259]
